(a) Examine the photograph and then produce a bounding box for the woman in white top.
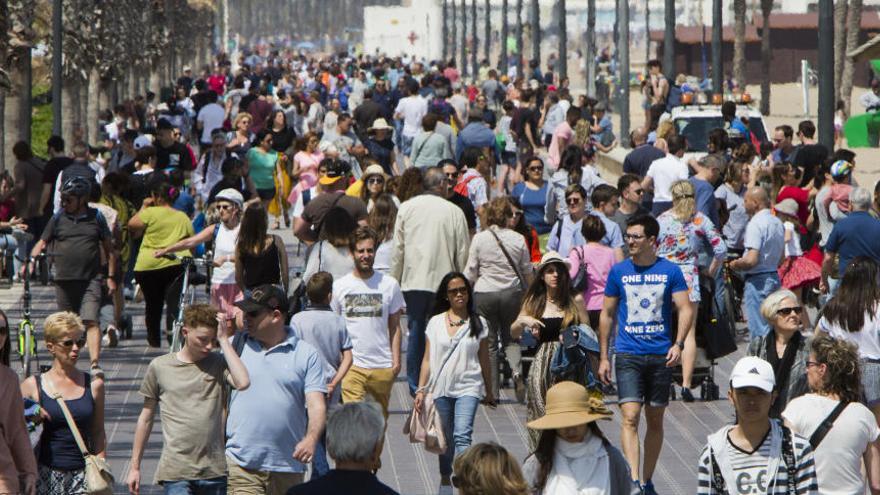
[782,336,880,495]
[154,188,243,319]
[414,273,493,494]
[817,257,880,423]
[367,194,397,274]
[464,197,533,400]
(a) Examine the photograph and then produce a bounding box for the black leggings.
[134,265,184,347]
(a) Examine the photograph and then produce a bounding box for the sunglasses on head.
[55,337,86,348]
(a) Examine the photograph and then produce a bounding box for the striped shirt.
[697,427,819,494]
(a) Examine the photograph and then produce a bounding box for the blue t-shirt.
[689,177,719,227]
[512,182,551,234]
[173,190,195,218]
[742,209,785,275]
[226,328,327,473]
[604,258,688,355]
[824,211,880,277]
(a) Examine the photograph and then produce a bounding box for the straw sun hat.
[526,381,613,430]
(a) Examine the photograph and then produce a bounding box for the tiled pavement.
[3,227,751,495]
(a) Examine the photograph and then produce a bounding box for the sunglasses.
[776,306,803,316]
[447,287,468,295]
[366,177,385,185]
[55,337,87,348]
[528,166,544,172]
[565,197,582,205]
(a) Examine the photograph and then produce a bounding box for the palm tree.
[516,0,524,76]
[840,0,863,117]
[559,0,567,81]
[833,0,848,102]
[530,0,539,68]
[733,0,746,89]
[759,0,773,116]
[500,0,509,72]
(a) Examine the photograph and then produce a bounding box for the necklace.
[446,311,467,327]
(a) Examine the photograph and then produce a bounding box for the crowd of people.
[1,45,880,495]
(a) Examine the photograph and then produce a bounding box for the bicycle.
[161,253,210,352]
[15,253,45,377]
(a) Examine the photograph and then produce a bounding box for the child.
[823,159,853,219]
[775,199,820,329]
[289,270,353,479]
[127,304,250,493]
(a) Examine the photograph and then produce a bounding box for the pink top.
[289,150,324,204]
[569,243,616,311]
[548,121,573,170]
[0,366,37,493]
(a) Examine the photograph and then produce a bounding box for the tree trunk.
[645,0,650,64]
[80,73,90,144]
[484,0,490,65]
[586,0,596,97]
[99,78,112,113]
[559,0,567,81]
[4,51,25,168]
[760,0,773,116]
[460,0,467,78]
[87,68,100,146]
[840,0,862,117]
[443,0,449,61]
[733,0,746,88]
[471,0,478,78]
[62,78,78,147]
[833,0,848,102]
[500,0,508,71]
[516,0,524,76]
[0,93,5,171]
[451,0,457,62]
[530,0,539,66]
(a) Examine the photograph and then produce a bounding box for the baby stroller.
[670,273,738,401]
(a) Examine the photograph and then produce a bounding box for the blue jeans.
[163,477,227,495]
[744,272,781,340]
[0,234,20,274]
[311,431,330,480]
[405,290,435,395]
[615,353,673,407]
[434,395,480,476]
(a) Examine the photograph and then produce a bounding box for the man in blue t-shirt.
[822,186,880,288]
[598,214,693,495]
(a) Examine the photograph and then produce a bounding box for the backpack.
[453,174,480,198]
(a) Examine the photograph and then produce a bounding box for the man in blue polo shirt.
[227,285,327,494]
[822,187,880,292]
[598,214,693,495]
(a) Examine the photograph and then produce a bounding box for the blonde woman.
[453,443,530,495]
[20,312,106,495]
[226,112,254,155]
[655,180,727,401]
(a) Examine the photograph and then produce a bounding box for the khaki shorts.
[226,456,303,495]
[342,365,395,418]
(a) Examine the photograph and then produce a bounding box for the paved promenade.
[3,225,747,495]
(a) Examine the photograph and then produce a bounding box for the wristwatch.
[675,341,685,350]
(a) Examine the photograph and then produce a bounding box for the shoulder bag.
[42,376,114,495]
[570,245,588,293]
[403,326,469,454]
[488,227,527,292]
[808,401,847,448]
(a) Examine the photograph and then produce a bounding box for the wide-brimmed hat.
[537,251,570,271]
[527,382,612,430]
[362,163,387,179]
[369,118,393,132]
[774,198,799,218]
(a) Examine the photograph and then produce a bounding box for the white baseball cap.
[730,356,775,392]
[133,135,153,150]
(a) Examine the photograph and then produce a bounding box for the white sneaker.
[438,484,454,495]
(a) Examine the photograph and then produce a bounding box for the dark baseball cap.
[234,284,289,314]
[319,158,351,186]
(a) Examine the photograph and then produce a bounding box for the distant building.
[650,12,880,84]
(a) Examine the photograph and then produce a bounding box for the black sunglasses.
[56,337,87,348]
[776,306,803,316]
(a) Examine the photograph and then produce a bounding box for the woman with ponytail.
[128,179,194,347]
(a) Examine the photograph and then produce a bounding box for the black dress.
[239,237,282,289]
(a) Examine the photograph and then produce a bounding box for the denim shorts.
[615,353,672,407]
[863,359,880,406]
[400,134,414,156]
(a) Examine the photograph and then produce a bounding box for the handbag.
[487,227,527,292]
[42,376,114,495]
[570,245,588,293]
[403,326,469,454]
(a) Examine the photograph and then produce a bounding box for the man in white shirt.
[394,81,428,165]
[332,226,404,418]
[642,134,688,217]
[860,81,880,111]
[196,91,226,148]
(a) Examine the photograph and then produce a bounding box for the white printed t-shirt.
[331,271,405,369]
